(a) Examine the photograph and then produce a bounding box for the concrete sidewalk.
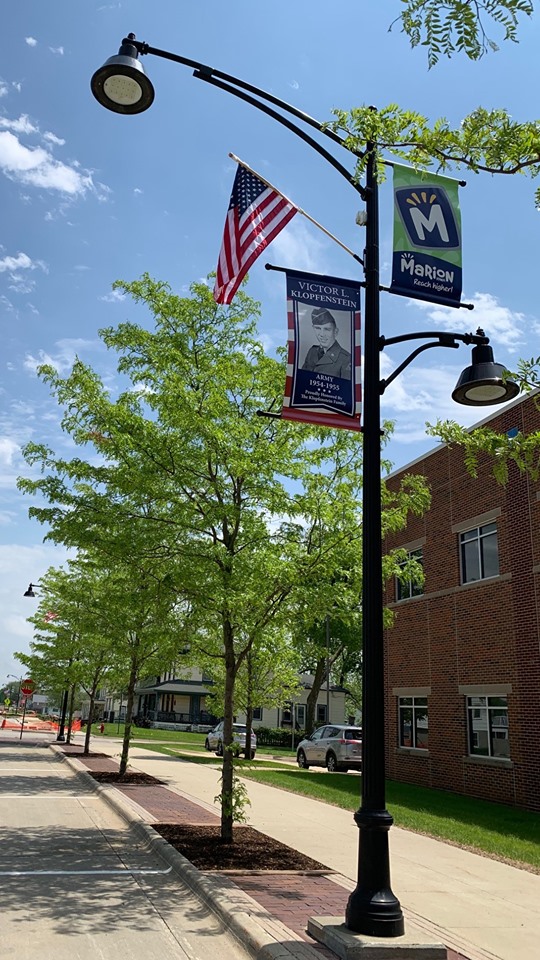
[84,736,540,960]
[0,737,250,960]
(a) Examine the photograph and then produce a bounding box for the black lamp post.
[23,581,69,743]
[7,674,22,714]
[91,37,519,937]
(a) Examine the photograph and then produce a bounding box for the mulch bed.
[153,824,328,872]
[89,770,165,785]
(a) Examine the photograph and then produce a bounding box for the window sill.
[394,594,424,604]
[395,747,430,758]
[464,755,513,769]
[459,574,509,590]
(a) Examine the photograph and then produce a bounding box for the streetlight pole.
[56,687,69,742]
[7,675,22,714]
[343,145,406,934]
[23,581,69,743]
[90,37,519,937]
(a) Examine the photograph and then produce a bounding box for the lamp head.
[452,339,519,407]
[23,583,37,598]
[91,35,155,115]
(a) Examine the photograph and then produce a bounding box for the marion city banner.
[391,164,463,307]
[281,269,361,431]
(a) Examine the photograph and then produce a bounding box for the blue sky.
[1,1,539,680]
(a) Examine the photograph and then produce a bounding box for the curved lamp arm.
[94,35,367,199]
[379,329,488,395]
[134,38,365,158]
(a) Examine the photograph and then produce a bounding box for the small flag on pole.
[213,163,298,305]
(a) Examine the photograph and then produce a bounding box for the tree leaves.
[394,1,533,66]
[329,103,540,207]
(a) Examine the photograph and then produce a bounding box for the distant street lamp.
[23,581,68,743]
[91,34,519,937]
[7,674,22,713]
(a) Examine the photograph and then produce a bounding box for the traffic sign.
[20,679,35,697]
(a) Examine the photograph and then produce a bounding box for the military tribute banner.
[391,164,463,307]
[281,269,361,431]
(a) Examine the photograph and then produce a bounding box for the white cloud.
[99,288,126,303]
[271,218,328,274]
[258,333,274,353]
[0,129,95,196]
[23,337,100,376]
[0,251,41,273]
[49,46,64,56]
[134,187,143,194]
[8,275,36,294]
[0,437,20,466]
[10,400,35,416]
[0,80,23,97]
[43,131,65,147]
[25,37,38,47]
[0,115,38,135]
[413,292,525,352]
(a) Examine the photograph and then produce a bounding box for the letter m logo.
[395,186,460,249]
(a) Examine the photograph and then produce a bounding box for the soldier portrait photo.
[301,307,352,380]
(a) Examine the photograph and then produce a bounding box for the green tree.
[203,628,302,758]
[17,278,325,839]
[396,1,533,66]
[327,104,540,207]
[17,563,112,753]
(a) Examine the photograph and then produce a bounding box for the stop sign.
[20,679,35,697]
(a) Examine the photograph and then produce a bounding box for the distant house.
[105,667,349,732]
[383,390,540,812]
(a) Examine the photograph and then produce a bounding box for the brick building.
[383,391,540,811]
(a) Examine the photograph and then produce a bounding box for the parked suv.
[296,724,362,772]
[205,721,257,758]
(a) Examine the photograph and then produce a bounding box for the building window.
[460,523,499,583]
[252,707,263,721]
[396,548,424,601]
[398,696,428,749]
[316,703,328,724]
[467,696,509,758]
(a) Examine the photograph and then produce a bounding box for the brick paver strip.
[117,784,220,824]
[228,874,468,960]
[65,748,470,960]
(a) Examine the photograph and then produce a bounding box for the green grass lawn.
[236,767,540,872]
[97,723,296,757]
[136,742,294,769]
[98,723,208,747]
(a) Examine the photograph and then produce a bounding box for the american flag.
[213,164,297,305]
[44,611,58,622]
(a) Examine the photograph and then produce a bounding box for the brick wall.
[384,393,540,812]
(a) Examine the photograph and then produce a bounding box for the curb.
[53,745,327,960]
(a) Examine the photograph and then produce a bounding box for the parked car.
[296,724,362,772]
[204,721,257,758]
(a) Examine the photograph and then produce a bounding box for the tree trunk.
[83,694,95,755]
[244,648,254,761]
[65,685,76,745]
[305,656,327,735]
[221,618,236,842]
[120,651,138,776]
